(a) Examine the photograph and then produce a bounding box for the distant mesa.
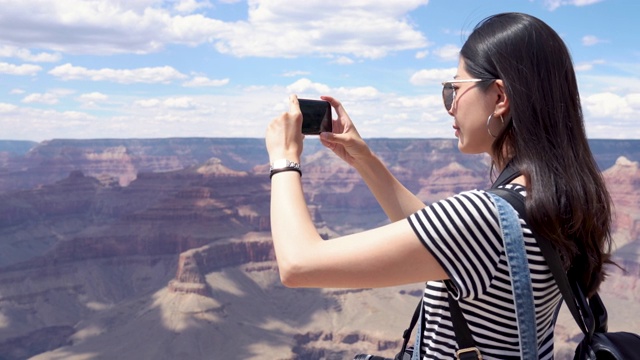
[0,138,638,359]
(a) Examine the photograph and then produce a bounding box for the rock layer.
[0,138,637,359]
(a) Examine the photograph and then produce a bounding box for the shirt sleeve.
[407,190,504,299]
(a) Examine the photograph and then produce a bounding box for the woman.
[265,12,612,359]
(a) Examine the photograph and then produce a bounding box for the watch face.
[271,159,300,170]
[272,159,288,169]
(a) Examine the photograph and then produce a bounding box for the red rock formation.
[603,156,640,247]
[0,138,638,359]
[0,138,269,194]
[168,250,210,296]
[167,238,276,295]
[416,161,488,203]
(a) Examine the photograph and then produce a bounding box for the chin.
[457,141,484,155]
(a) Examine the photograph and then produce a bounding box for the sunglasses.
[441,78,497,111]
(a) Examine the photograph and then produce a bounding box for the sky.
[1,0,639,141]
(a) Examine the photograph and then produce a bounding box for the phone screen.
[299,99,332,135]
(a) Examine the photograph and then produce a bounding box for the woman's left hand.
[266,94,304,164]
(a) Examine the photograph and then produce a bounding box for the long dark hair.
[460,12,612,296]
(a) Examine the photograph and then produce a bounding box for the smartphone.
[299,99,332,135]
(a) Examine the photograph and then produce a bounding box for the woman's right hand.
[319,95,373,167]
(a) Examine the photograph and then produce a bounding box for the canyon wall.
[0,138,638,359]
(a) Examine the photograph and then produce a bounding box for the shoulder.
[409,189,506,298]
[410,189,502,241]
[418,185,526,219]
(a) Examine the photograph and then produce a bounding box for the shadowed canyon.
[0,138,638,359]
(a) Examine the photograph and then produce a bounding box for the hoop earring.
[487,113,504,138]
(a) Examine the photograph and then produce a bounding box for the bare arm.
[270,163,447,288]
[319,96,426,221]
[350,151,427,221]
[266,95,447,288]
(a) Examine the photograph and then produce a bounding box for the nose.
[447,101,455,116]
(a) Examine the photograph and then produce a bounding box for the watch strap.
[269,159,301,180]
[270,159,300,171]
[269,167,302,180]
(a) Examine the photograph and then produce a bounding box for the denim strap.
[411,303,422,360]
[488,193,538,359]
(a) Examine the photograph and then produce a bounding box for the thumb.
[289,94,300,113]
[320,131,344,144]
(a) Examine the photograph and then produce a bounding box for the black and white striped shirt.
[408,185,561,359]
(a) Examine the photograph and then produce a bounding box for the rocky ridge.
[0,138,638,359]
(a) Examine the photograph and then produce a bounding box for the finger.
[319,136,336,150]
[320,95,348,118]
[289,94,300,113]
[321,131,347,145]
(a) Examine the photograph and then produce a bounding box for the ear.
[493,79,509,117]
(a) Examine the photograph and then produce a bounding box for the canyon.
[0,138,638,359]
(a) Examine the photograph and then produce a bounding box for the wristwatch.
[270,159,300,171]
[269,159,301,180]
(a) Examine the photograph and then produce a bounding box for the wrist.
[351,149,377,171]
[270,158,302,180]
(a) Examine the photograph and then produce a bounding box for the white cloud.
[163,96,198,109]
[49,63,187,84]
[10,89,25,95]
[433,44,460,62]
[415,50,429,59]
[22,93,61,105]
[286,78,331,95]
[578,73,640,94]
[9,77,640,141]
[134,99,162,108]
[582,91,640,138]
[332,56,355,65]
[582,92,638,119]
[282,70,311,77]
[0,103,18,112]
[582,35,607,46]
[1,105,98,141]
[0,1,227,55]
[574,59,605,72]
[77,92,109,106]
[132,96,201,110]
[21,88,75,105]
[182,76,230,87]
[387,95,441,110]
[0,62,42,76]
[1,79,455,141]
[174,0,213,14]
[627,93,640,109]
[333,86,380,101]
[0,45,62,62]
[78,92,109,102]
[544,0,604,11]
[0,0,429,58]
[213,1,430,59]
[410,68,457,86]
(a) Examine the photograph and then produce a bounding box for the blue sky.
[1,0,639,141]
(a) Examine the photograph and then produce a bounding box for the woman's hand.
[319,95,373,166]
[266,94,305,164]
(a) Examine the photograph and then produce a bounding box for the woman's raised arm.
[319,95,426,221]
[266,95,447,288]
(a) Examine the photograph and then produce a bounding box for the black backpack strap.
[447,293,481,359]
[398,299,421,358]
[491,161,521,189]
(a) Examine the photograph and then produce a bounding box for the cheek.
[458,107,487,135]
[458,111,495,152]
